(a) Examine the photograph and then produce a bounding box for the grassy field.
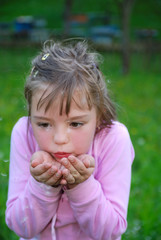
[0,45,161,240]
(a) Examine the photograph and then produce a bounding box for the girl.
[6,40,134,240]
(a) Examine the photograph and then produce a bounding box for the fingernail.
[45,163,51,169]
[69,156,75,163]
[63,159,68,165]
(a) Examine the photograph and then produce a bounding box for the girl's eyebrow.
[33,116,51,121]
[33,114,89,121]
[68,114,89,120]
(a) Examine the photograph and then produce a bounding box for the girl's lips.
[53,152,71,159]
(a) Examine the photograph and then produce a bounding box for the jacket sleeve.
[5,118,61,239]
[65,123,135,240]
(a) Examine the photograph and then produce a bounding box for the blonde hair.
[25,40,116,132]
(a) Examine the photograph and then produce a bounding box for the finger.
[77,154,95,168]
[67,155,87,175]
[30,151,45,164]
[82,156,95,168]
[45,170,62,185]
[60,178,67,185]
[60,157,75,171]
[61,168,75,184]
[36,168,61,184]
[35,166,56,182]
[30,162,52,176]
[82,158,90,168]
[60,157,80,178]
[31,159,43,168]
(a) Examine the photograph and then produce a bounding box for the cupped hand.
[60,154,95,189]
[30,151,63,186]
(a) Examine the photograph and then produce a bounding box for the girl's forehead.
[32,87,91,112]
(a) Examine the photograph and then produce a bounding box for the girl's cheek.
[35,131,51,147]
[71,131,92,152]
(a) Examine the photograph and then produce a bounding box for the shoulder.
[11,117,37,153]
[92,122,134,175]
[95,121,131,144]
[12,117,28,136]
[11,116,30,141]
[12,116,29,128]
[93,121,134,161]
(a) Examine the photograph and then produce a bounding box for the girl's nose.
[53,127,69,145]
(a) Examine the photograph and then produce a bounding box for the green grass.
[0,45,161,240]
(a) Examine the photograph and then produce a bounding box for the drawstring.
[51,214,57,240]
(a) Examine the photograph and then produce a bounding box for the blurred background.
[0,0,161,239]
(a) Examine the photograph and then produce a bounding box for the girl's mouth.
[53,152,71,159]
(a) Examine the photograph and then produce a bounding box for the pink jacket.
[6,117,134,240]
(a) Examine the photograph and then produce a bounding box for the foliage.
[102,52,161,239]
[0,0,161,38]
[0,45,161,239]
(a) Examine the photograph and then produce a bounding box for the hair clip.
[31,66,35,74]
[33,70,38,78]
[42,53,50,60]
[31,67,38,78]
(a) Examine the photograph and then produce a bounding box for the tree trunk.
[63,0,73,37]
[116,0,135,74]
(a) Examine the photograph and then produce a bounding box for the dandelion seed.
[24,205,29,210]
[3,159,9,163]
[45,185,52,190]
[45,191,51,196]
[131,219,141,235]
[39,183,44,189]
[43,185,53,195]
[145,237,152,240]
[1,173,7,177]
[137,137,145,146]
[21,216,28,223]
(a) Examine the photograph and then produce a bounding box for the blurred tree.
[63,0,73,36]
[115,0,136,74]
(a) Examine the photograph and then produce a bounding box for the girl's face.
[30,89,97,161]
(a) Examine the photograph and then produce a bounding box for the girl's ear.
[96,117,101,131]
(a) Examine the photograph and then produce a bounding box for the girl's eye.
[37,122,50,128]
[70,122,83,128]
